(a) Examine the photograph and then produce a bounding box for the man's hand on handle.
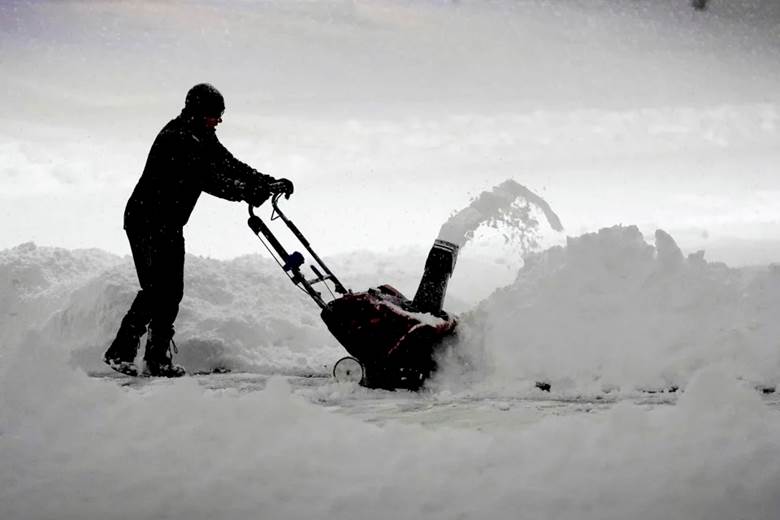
[245,175,294,207]
[268,178,294,200]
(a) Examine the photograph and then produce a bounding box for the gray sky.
[2,0,779,262]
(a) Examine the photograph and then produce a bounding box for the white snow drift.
[2,221,780,519]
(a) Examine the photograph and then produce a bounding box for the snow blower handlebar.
[247,194,348,309]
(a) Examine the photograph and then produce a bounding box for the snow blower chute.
[247,195,458,390]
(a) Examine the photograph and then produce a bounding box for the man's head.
[184,83,225,128]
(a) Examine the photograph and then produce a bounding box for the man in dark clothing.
[104,83,293,377]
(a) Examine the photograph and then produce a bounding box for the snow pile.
[5,220,780,393]
[0,242,345,373]
[0,242,124,350]
[450,225,780,393]
[0,203,530,376]
[43,253,340,375]
[1,241,499,375]
[2,230,780,519]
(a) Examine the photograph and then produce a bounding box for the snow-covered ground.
[3,221,780,519]
[3,0,780,518]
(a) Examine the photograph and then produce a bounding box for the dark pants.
[113,225,185,350]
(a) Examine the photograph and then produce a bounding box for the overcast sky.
[1,0,779,262]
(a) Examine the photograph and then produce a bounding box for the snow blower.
[247,195,459,390]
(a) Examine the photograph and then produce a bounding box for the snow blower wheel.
[333,356,364,384]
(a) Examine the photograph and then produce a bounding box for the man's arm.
[199,137,274,203]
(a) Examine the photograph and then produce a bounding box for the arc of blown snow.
[437,179,563,247]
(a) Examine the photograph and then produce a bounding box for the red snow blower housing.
[248,195,459,390]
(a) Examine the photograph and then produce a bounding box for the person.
[103,83,293,377]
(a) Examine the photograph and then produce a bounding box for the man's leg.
[143,229,186,377]
[104,228,155,375]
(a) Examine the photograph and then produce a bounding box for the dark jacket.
[124,111,272,231]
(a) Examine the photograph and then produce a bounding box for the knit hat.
[184,83,225,117]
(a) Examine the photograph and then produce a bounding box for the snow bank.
[3,226,780,519]
[4,220,780,391]
[3,245,341,375]
[448,225,780,393]
[0,227,780,520]
[0,241,499,375]
[0,242,124,351]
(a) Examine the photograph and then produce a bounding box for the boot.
[103,329,141,376]
[143,330,185,378]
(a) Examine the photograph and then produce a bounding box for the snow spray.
[437,179,563,251]
[413,179,562,314]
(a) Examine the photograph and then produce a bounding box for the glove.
[268,178,294,199]
[246,180,271,207]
